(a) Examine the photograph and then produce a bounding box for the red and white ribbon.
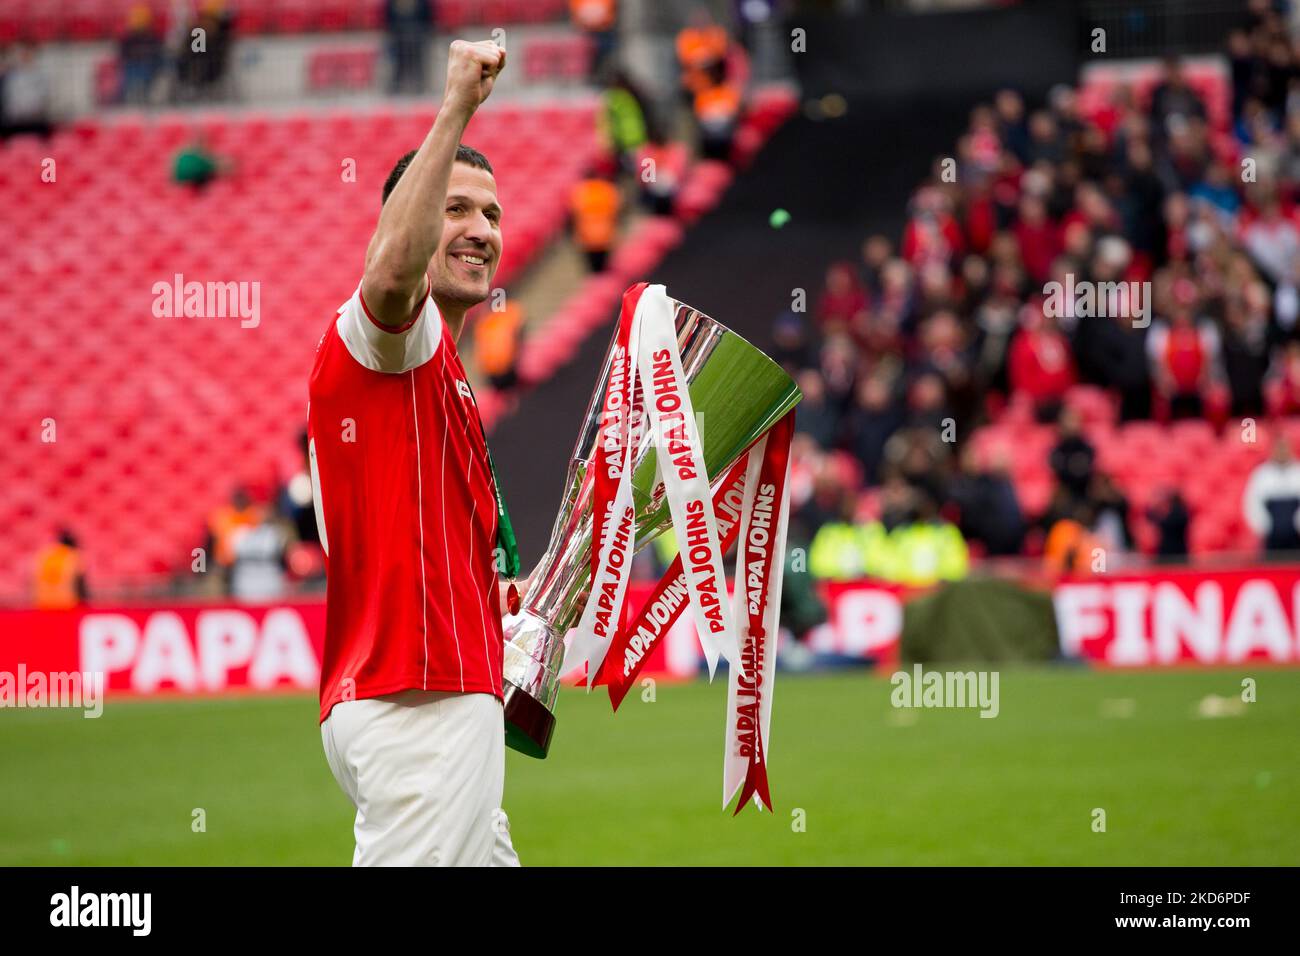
[595,453,752,708]
[562,283,646,685]
[723,410,793,814]
[635,285,740,678]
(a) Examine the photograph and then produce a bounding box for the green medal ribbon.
[484,446,520,580]
[466,383,520,583]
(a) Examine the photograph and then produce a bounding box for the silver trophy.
[502,292,801,757]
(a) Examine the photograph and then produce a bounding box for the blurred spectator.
[1044,500,1101,576]
[860,235,893,299]
[230,506,292,602]
[1190,162,1241,221]
[279,431,319,547]
[818,332,859,411]
[902,187,963,268]
[1242,188,1300,285]
[1146,283,1226,422]
[385,0,433,95]
[119,4,165,106]
[1279,112,1300,186]
[637,127,688,215]
[1266,340,1300,415]
[676,9,728,99]
[1088,472,1134,556]
[601,71,649,170]
[886,491,969,587]
[1243,436,1300,555]
[1229,29,1258,122]
[794,452,853,544]
[474,299,524,392]
[1073,307,1152,423]
[1120,140,1167,258]
[971,277,1020,396]
[1149,56,1207,146]
[914,309,976,428]
[176,0,234,102]
[1,45,52,138]
[809,509,888,582]
[1014,194,1061,284]
[570,0,619,81]
[1009,303,1076,422]
[1222,279,1273,416]
[206,487,261,591]
[771,310,814,374]
[1147,488,1190,561]
[794,369,841,450]
[995,88,1029,163]
[694,80,741,161]
[816,262,868,330]
[1049,406,1095,502]
[844,373,905,485]
[878,471,915,530]
[948,445,1026,556]
[884,425,950,508]
[172,134,231,189]
[33,529,87,609]
[1029,109,1068,165]
[570,166,621,272]
[902,372,953,435]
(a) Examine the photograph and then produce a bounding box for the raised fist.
[443,39,506,119]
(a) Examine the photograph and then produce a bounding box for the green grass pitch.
[0,668,1295,865]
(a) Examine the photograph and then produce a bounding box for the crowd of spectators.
[782,5,1300,582]
[578,7,752,258]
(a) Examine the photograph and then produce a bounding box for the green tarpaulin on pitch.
[901,578,1060,665]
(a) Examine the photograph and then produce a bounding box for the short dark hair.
[381,144,493,205]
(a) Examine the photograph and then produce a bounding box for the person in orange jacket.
[206,486,262,592]
[33,529,88,609]
[474,298,524,391]
[1044,502,1103,577]
[676,9,728,98]
[694,80,741,161]
[571,167,622,272]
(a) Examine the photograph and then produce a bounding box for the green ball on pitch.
[769,208,791,229]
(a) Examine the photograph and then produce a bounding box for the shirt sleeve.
[335,275,442,374]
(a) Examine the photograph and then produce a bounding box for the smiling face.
[429,162,502,311]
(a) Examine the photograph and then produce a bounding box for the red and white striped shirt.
[308,279,504,724]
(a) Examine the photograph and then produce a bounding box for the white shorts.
[321,689,520,867]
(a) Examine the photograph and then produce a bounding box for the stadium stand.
[0,100,599,600]
[0,79,795,597]
[756,8,1300,575]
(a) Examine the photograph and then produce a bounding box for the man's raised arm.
[361,39,506,329]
